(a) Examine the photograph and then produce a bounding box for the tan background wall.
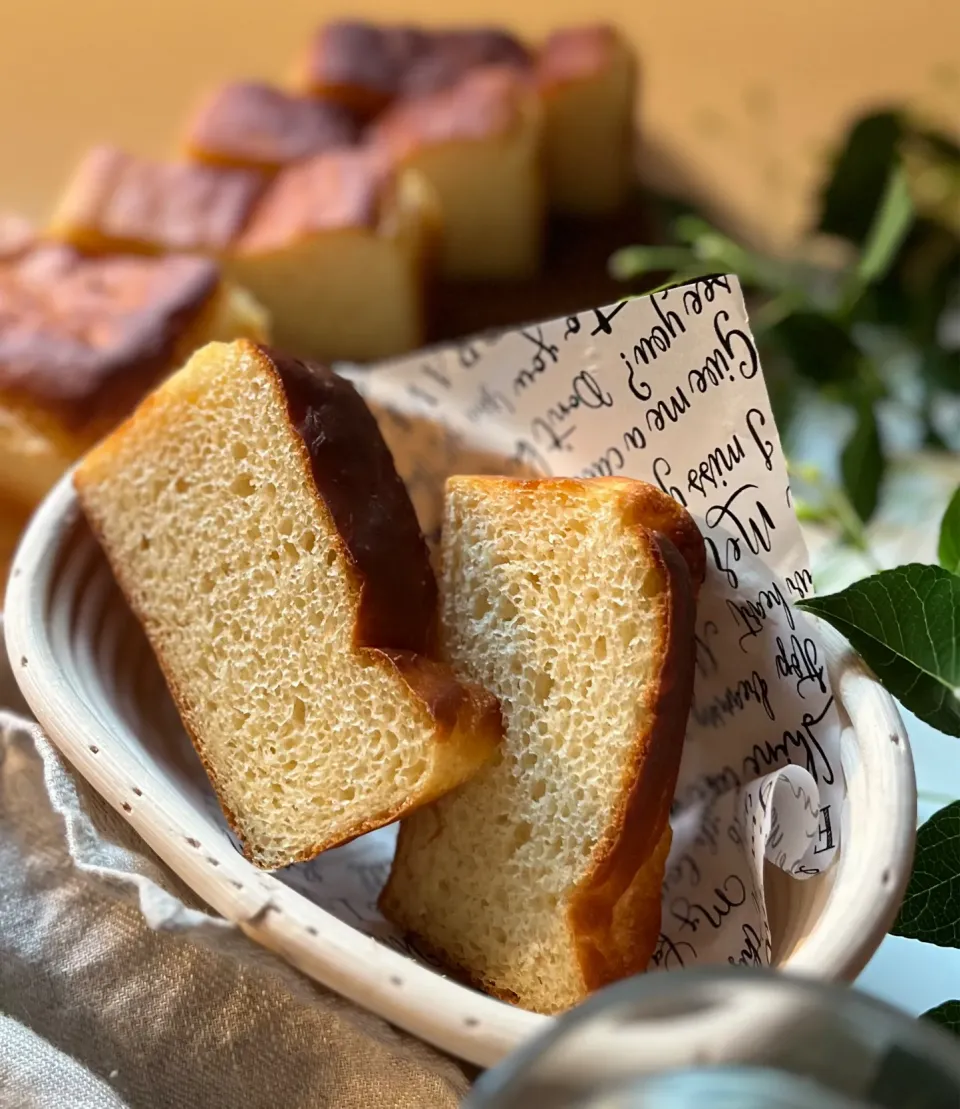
[1,0,957,244]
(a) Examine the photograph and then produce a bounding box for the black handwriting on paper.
[670,875,747,933]
[513,326,561,394]
[784,568,814,598]
[677,766,743,810]
[588,301,628,336]
[680,275,731,316]
[652,456,689,507]
[713,309,759,381]
[694,621,720,678]
[687,435,747,497]
[692,671,775,728]
[622,425,647,453]
[650,933,698,970]
[629,294,688,366]
[814,804,836,855]
[745,407,775,471]
[728,923,770,966]
[743,695,836,786]
[704,534,741,588]
[528,369,613,455]
[664,852,702,890]
[705,484,776,557]
[406,359,453,408]
[580,445,625,479]
[620,350,652,403]
[726,579,796,649]
[465,383,515,424]
[646,386,692,431]
[457,341,483,369]
[774,634,828,698]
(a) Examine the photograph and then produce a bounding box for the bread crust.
[49,146,266,256]
[380,475,702,1007]
[75,341,502,868]
[182,83,359,172]
[567,523,697,989]
[0,246,221,428]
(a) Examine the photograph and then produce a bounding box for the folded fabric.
[0,624,471,1109]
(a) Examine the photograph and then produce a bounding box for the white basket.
[4,471,917,1069]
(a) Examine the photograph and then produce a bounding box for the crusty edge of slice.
[74,340,502,869]
[380,476,702,1006]
[566,511,697,991]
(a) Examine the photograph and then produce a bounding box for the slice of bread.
[537,26,636,216]
[182,83,360,173]
[47,146,266,257]
[380,476,704,1013]
[225,148,439,362]
[74,341,502,869]
[0,245,267,513]
[369,67,544,281]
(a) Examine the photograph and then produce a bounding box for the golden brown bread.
[74,340,503,868]
[47,146,266,256]
[0,244,267,511]
[225,148,438,361]
[381,476,703,1013]
[294,20,530,118]
[182,82,360,172]
[369,66,544,280]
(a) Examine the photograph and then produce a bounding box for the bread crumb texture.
[75,341,496,868]
[383,476,692,1012]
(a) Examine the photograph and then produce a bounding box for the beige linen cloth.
[0,627,471,1109]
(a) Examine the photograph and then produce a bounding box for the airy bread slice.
[381,476,704,1013]
[74,341,502,869]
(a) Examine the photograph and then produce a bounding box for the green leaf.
[841,402,885,523]
[891,801,960,946]
[818,110,904,244]
[771,311,862,384]
[608,246,698,281]
[938,487,960,574]
[923,1000,960,1036]
[856,166,915,289]
[797,566,960,735]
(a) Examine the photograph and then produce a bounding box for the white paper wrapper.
[237,275,844,974]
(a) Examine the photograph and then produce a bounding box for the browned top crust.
[183,82,360,170]
[536,25,623,90]
[262,346,438,654]
[236,149,393,253]
[0,245,219,423]
[300,21,530,115]
[54,146,266,254]
[369,67,527,159]
[0,214,35,260]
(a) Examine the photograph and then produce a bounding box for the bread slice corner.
[380,474,702,1012]
[74,340,502,868]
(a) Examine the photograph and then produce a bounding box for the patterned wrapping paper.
[297,273,845,972]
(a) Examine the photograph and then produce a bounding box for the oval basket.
[5,471,917,1069]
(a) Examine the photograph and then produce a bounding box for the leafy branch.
[614,106,960,1027]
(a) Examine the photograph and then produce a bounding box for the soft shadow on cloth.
[0,638,470,1109]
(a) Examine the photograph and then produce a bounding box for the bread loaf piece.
[0,245,266,513]
[182,83,360,172]
[74,341,502,869]
[226,148,439,362]
[370,67,543,280]
[295,21,530,118]
[536,26,637,215]
[381,476,704,1013]
[48,146,266,257]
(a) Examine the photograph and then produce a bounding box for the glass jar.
[465,968,960,1109]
